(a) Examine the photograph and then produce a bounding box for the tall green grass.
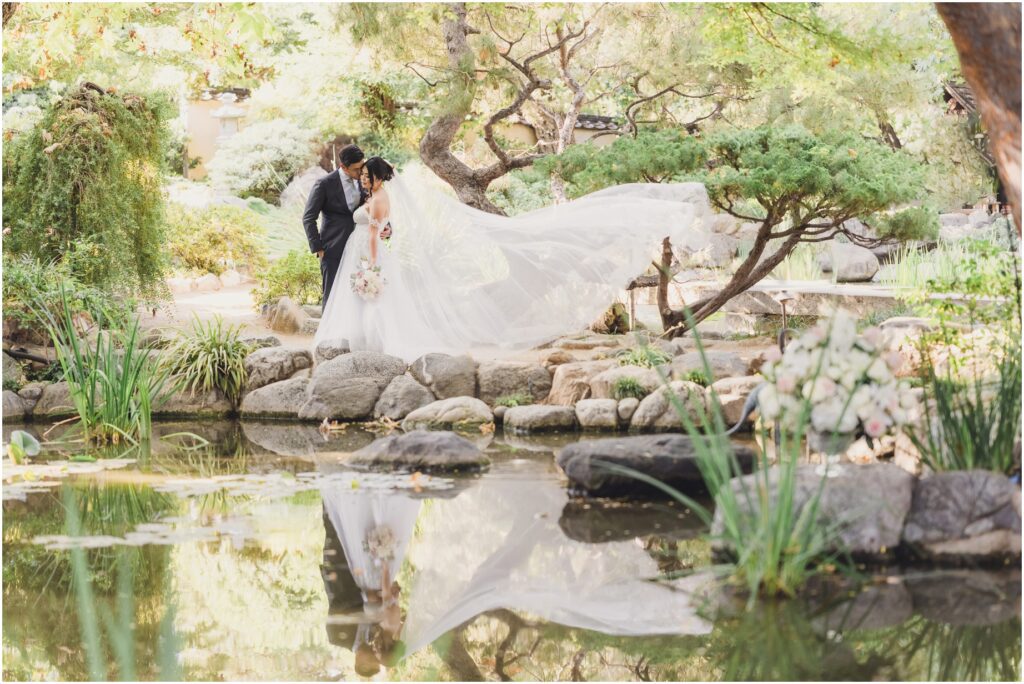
[35,286,176,445]
[159,315,253,405]
[770,243,824,281]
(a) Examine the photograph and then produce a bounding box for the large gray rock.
[154,387,234,417]
[672,351,749,383]
[575,398,620,430]
[503,405,578,434]
[374,374,435,421]
[16,382,46,413]
[349,430,489,472]
[240,377,309,419]
[617,397,640,423]
[713,463,914,559]
[710,375,763,429]
[242,335,282,349]
[557,433,757,498]
[2,352,23,386]
[401,396,493,431]
[268,297,310,334]
[477,361,552,405]
[3,390,28,421]
[409,353,477,399]
[299,351,407,421]
[630,381,707,431]
[547,360,616,406]
[818,243,879,282]
[902,470,1022,562]
[589,365,663,400]
[690,233,739,269]
[244,347,313,391]
[33,381,76,418]
[315,338,350,363]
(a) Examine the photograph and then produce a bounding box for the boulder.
[547,360,616,406]
[33,382,76,418]
[687,312,760,340]
[690,233,739,269]
[3,390,28,421]
[280,165,328,207]
[16,381,46,412]
[299,351,406,421]
[589,302,631,335]
[557,433,757,498]
[504,405,578,434]
[349,429,489,472]
[401,396,493,431]
[477,361,552,405]
[709,375,763,429]
[219,269,243,287]
[268,297,310,334]
[589,365,663,400]
[154,387,234,417]
[708,214,740,235]
[617,397,640,423]
[242,335,282,350]
[901,470,1021,562]
[818,243,880,282]
[575,398,620,430]
[2,351,23,386]
[712,463,914,559]
[239,377,309,419]
[968,208,993,229]
[541,349,576,369]
[630,381,707,431]
[554,333,623,351]
[244,347,313,391]
[302,304,323,318]
[672,351,749,383]
[300,318,320,336]
[492,405,507,425]
[374,374,435,421]
[409,353,477,399]
[315,338,350,363]
[193,273,223,292]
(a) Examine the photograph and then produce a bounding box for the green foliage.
[494,393,532,408]
[611,377,648,401]
[205,119,318,204]
[682,369,710,387]
[875,206,939,243]
[34,287,176,445]
[160,317,253,406]
[2,255,136,343]
[486,167,554,216]
[165,204,268,276]
[252,250,322,307]
[3,378,22,392]
[770,243,824,281]
[2,85,171,299]
[617,346,673,369]
[7,430,41,465]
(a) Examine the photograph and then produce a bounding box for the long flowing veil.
[322,163,712,360]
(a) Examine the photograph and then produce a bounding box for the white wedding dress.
[314,165,712,362]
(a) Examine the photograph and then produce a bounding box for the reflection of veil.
[315,164,711,360]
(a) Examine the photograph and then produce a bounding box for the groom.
[303,144,389,312]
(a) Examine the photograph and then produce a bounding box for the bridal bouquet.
[758,308,919,439]
[363,525,397,566]
[350,258,387,301]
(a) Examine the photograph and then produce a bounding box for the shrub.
[494,393,532,408]
[616,346,672,369]
[611,377,648,401]
[2,83,171,299]
[165,204,268,276]
[252,250,322,308]
[160,316,253,405]
[205,120,318,204]
[682,369,710,387]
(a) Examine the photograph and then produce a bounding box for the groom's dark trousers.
[302,169,362,313]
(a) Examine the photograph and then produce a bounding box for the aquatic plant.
[494,392,533,408]
[611,376,649,401]
[160,315,253,405]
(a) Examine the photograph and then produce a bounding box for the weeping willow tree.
[3,82,171,299]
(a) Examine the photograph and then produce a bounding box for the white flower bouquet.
[350,258,387,301]
[758,308,919,439]
[363,525,397,566]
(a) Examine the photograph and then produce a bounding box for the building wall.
[185,99,250,180]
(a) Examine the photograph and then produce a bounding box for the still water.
[2,421,1021,681]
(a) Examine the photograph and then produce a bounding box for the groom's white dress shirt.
[341,174,360,211]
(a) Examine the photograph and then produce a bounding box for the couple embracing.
[302,144,714,363]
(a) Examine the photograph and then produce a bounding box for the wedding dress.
[314,164,711,362]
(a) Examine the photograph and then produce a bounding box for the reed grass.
[160,315,253,405]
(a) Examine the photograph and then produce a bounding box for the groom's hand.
[317,250,324,260]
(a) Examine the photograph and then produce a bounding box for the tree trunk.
[937,3,1022,232]
[2,3,17,27]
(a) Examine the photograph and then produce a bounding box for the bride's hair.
[364,157,394,187]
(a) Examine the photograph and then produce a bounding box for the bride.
[314,157,710,362]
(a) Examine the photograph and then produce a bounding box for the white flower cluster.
[351,258,387,301]
[759,309,919,438]
[363,524,397,565]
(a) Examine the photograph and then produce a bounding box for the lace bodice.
[351,205,390,258]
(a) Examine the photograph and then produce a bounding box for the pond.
[2,421,1021,681]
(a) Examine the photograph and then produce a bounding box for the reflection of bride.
[314,162,711,362]
[320,483,421,676]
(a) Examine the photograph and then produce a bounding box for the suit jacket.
[302,170,366,261]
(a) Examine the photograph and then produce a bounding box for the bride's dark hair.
[364,157,394,187]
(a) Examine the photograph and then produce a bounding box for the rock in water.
[240,377,310,419]
[349,430,490,472]
[630,381,708,431]
[3,390,28,421]
[401,397,493,431]
[503,405,578,433]
[547,360,616,406]
[374,374,435,420]
[299,351,407,421]
[557,433,757,498]
[244,347,313,391]
[476,362,552,405]
[409,353,477,399]
[574,399,620,430]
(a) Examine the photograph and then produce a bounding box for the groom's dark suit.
[302,170,366,311]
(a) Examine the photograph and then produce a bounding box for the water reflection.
[2,421,1021,681]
